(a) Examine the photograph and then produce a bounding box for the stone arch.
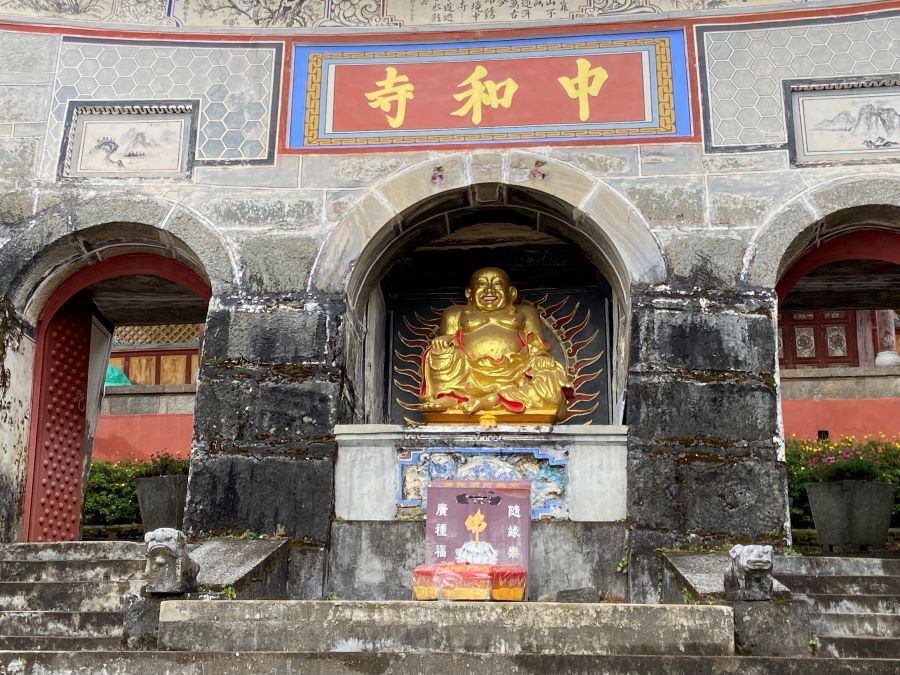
[311,152,667,425]
[311,152,667,308]
[0,192,236,327]
[742,175,900,289]
[0,191,233,541]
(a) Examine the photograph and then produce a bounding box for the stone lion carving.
[144,528,199,595]
[724,544,774,601]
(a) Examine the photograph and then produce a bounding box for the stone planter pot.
[136,475,189,532]
[805,480,896,551]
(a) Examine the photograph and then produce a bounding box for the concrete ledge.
[781,366,900,400]
[104,384,197,395]
[157,600,734,655]
[4,652,898,674]
[191,539,289,599]
[334,424,628,521]
[662,553,789,602]
[0,541,144,561]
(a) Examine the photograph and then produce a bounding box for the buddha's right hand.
[431,335,456,354]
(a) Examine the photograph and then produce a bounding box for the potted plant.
[800,437,898,551]
[135,453,191,532]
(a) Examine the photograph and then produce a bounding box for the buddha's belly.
[459,326,523,361]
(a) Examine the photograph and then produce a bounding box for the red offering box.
[412,564,437,600]
[490,564,527,602]
[412,563,527,602]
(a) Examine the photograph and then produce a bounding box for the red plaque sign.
[425,480,531,571]
[290,31,692,150]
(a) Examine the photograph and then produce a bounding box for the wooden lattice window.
[778,310,858,369]
[113,323,202,347]
[108,348,199,386]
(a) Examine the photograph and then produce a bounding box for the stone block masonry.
[625,285,787,599]
[184,300,343,542]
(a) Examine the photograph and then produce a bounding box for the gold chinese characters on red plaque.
[289,30,691,151]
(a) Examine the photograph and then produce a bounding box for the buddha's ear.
[509,286,518,304]
[465,287,473,302]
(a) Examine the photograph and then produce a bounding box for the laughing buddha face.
[464,267,517,311]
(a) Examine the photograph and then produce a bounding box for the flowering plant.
[786,436,899,528]
[788,436,899,484]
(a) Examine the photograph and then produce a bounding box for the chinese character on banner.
[557,57,609,122]
[451,65,518,125]
[365,66,415,128]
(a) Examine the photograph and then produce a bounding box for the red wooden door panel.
[26,296,92,542]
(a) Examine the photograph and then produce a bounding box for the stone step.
[0,559,146,582]
[158,600,734,656]
[775,556,900,577]
[0,652,896,674]
[806,594,900,615]
[0,635,123,651]
[811,612,900,638]
[0,611,123,637]
[777,574,900,596]
[817,635,900,659]
[0,542,144,562]
[0,581,144,612]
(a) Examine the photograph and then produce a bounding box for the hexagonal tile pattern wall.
[41,38,282,179]
[700,13,900,149]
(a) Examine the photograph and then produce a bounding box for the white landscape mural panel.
[61,103,196,179]
[76,119,186,174]
[794,86,900,164]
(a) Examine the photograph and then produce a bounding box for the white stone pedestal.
[334,424,629,523]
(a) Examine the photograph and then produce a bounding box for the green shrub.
[785,436,900,529]
[82,453,189,526]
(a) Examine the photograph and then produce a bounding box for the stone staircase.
[775,556,900,659]
[0,541,146,651]
[0,543,897,673]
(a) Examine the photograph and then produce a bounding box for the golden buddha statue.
[419,267,573,424]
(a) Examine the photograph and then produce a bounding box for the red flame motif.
[393,295,604,423]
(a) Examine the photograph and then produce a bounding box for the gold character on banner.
[365,66,415,129]
[558,57,609,122]
[465,509,487,544]
[451,65,518,125]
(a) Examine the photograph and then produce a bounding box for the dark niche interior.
[380,222,614,425]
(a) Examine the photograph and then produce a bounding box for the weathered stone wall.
[626,286,787,599]
[184,296,342,541]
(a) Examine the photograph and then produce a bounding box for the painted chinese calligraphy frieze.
[289,30,691,151]
[0,0,821,29]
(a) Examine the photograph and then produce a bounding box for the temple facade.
[0,0,898,600]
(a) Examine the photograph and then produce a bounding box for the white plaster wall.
[0,334,34,541]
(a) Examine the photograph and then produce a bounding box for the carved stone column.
[874,310,900,367]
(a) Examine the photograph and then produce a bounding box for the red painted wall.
[92,414,193,461]
[782,399,900,440]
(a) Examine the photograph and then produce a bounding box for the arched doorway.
[321,182,663,427]
[776,224,900,440]
[23,253,211,542]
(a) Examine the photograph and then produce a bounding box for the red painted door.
[26,295,93,542]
